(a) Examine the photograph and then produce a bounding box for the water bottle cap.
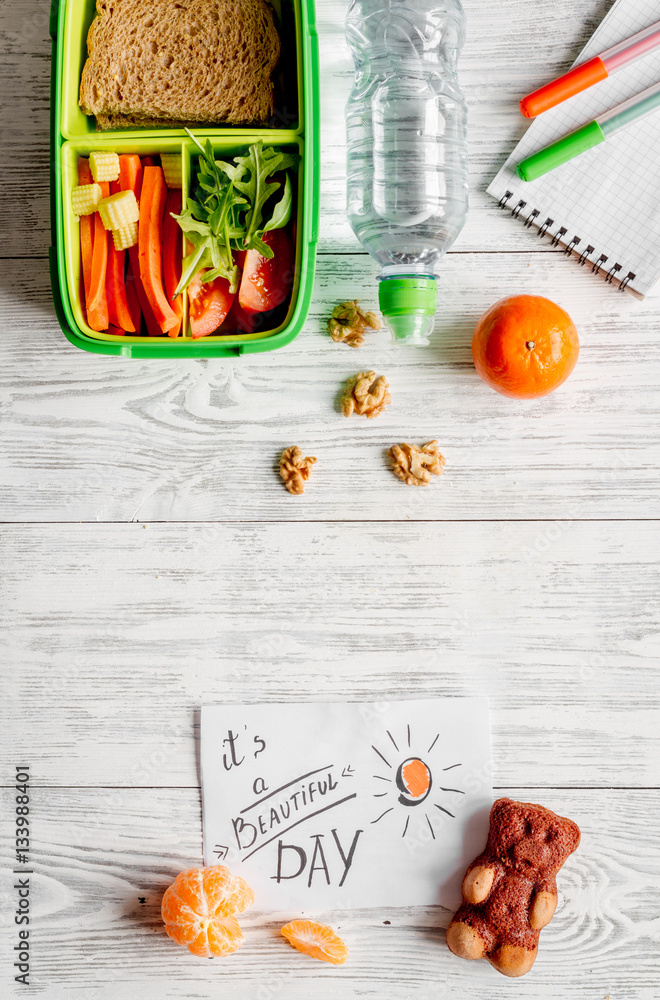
[378,277,438,344]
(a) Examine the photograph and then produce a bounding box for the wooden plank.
[3,521,658,787]
[1,786,657,998]
[0,0,621,256]
[1,253,659,522]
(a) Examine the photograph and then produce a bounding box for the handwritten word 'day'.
[272,829,363,887]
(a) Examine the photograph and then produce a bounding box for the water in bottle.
[345,0,469,344]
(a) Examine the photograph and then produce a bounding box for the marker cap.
[520,57,609,118]
[517,120,606,182]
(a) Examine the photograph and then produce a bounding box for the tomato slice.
[238,228,294,315]
[187,273,235,339]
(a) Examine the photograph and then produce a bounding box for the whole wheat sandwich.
[80,0,281,129]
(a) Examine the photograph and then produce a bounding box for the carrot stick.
[86,181,110,331]
[118,154,143,201]
[105,179,135,333]
[127,257,161,337]
[78,159,94,316]
[117,155,144,334]
[138,166,179,335]
[117,155,165,337]
[106,244,133,332]
[78,157,93,186]
[125,264,142,335]
[162,188,183,338]
[80,217,94,315]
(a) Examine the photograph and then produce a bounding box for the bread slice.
[94,113,206,132]
[80,0,280,127]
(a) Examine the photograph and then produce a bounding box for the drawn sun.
[371,725,464,838]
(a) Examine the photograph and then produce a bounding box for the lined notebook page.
[487,0,660,296]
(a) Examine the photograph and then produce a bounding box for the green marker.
[517,79,660,182]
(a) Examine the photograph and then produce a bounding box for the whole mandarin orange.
[472,295,579,399]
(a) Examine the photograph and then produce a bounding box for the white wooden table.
[1,1,659,997]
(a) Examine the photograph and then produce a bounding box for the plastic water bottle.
[345,0,468,344]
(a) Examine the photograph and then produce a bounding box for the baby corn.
[112,222,138,251]
[89,151,120,182]
[99,189,140,231]
[160,153,183,188]
[71,182,102,216]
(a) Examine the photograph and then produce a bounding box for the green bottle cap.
[378,276,438,345]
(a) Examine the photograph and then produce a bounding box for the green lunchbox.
[49,0,320,357]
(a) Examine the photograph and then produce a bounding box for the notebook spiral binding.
[497,191,636,292]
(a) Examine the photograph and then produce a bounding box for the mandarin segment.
[281,920,348,965]
[202,865,255,917]
[207,917,244,957]
[161,891,198,935]
[161,865,253,958]
[171,868,206,914]
[164,916,201,948]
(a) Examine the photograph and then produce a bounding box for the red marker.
[520,18,660,118]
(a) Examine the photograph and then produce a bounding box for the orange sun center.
[401,758,431,799]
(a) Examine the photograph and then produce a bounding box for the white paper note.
[201,698,491,911]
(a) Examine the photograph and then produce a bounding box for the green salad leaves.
[173,130,297,297]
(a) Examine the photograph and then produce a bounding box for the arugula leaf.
[178,239,214,296]
[173,130,298,297]
[263,172,293,234]
[219,141,297,251]
[172,210,212,239]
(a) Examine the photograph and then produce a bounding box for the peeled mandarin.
[161,865,254,958]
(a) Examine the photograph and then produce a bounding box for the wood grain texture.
[2,521,658,787]
[1,787,658,999]
[1,0,658,997]
[1,253,660,521]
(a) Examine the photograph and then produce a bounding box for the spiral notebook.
[488,0,660,297]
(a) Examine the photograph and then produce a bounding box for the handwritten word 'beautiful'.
[232,770,340,850]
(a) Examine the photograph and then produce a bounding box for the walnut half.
[389,441,446,487]
[327,300,381,348]
[279,446,317,495]
[341,371,391,419]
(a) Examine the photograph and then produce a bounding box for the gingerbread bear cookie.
[446,798,580,977]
